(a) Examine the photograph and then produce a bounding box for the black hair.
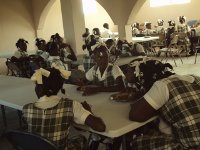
[46,41,59,56]
[37,68,65,97]
[103,23,109,29]
[16,38,28,48]
[35,38,46,47]
[93,28,101,36]
[129,58,174,92]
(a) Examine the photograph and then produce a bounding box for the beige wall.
[129,0,200,28]
[42,0,64,41]
[84,2,117,33]
[0,0,36,54]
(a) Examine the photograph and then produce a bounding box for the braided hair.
[16,38,28,49]
[128,57,174,93]
[36,68,65,97]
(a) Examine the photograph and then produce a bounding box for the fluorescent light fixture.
[82,0,97,14]
[150,0,191,7]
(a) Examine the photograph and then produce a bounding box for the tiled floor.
[0,54,200,149]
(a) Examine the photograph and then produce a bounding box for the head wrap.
[168,20,176,26]
[179,16,186,23]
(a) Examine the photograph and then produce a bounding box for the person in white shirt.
[123,57,200,149]
[23,67,106,150]
[101,23,114,38]
[155,19,165,34]
[77,43,125,96]
[131,22,140,37]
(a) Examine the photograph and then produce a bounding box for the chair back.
[5,130,58,150]
[6,59,22,76]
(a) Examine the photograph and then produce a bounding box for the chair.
[152,33,166,55]
[6,59,24,77]
[6,59,31,78]
[190,29,200,64]
[160,33,183,66]
[5,130,58,150]
[177,32,189,56]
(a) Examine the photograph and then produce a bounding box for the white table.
[0,75,156,149]
[132,36,159,43]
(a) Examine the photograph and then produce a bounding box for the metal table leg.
[1,105,7,128]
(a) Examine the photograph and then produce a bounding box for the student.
[77,43,125,96]
[177,16,191,34]
[131,22,140,37]
[122,57,200,149]
[143,22,155,35]
[10,38,31,77]
[130,42,146,56]
[46,41,69,70]
[166,20,176,46]
[82,28,95,72]
[23,67,106,150]
[155,19,165,34]
[35,38,49,60]
[11,38,29,62]
[101,23,113,38]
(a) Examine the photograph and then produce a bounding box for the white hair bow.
[31,68,50,84]
[51,63,71,79]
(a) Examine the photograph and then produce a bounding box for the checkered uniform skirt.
[93,64,118,87]
[83,55,95,73]
[131,76,200,149]
[23,98,74,149]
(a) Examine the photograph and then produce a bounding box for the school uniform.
[48,56,68,70]
[14,50,28,58]
[132,75,200,149]
[86,63,125,87]
[36,50,49,60]
[23,96,91,150]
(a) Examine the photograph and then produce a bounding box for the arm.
[129,97,158,122]
[73,101,106,132]
[129,81,168,122]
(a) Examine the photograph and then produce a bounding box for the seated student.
[11,38,31,77]
[142,22,155,36]
[82,28,96,73]
[116,40,132,57]
[51,33,77,63]
[105,39,121,57]
[130,42,146,56]
[131,22,140,37]
[92,28,103,43]
[35,38,49,61]
[119,57,200,149]
[155,19,165,34]
[11,38,29,62]
[46,41,67,70]
[101,23,114,38]
[77,43,125,96]
[22,67,106,150]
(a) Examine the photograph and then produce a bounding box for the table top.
[132,36,159,43]
[0,75,156,138]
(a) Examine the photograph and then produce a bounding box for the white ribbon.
[31,68,50,84]
[51,63,71,79]
[91,42,106,51]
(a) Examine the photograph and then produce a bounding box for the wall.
[129,0,200,28]
[84,2,117,33]
[0,0,35,54]
[42,0,64,41]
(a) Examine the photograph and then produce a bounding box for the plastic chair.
[5,130,58,150]
[190,29,200,64]
[6,59,24,77]
[160,33,183,66]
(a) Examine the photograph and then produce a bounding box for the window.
[82,0,97,14]
[150,0,191,7]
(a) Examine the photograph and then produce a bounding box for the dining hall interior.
[0,0,200,150]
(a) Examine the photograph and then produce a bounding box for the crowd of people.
[5,20,200,150]
[131,16,200,56]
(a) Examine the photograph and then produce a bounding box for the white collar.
[35,95,61,109]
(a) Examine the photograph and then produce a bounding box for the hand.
[110,92,129,102]
[82,86,98,96]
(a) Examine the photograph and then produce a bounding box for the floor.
[0,54,200,149]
